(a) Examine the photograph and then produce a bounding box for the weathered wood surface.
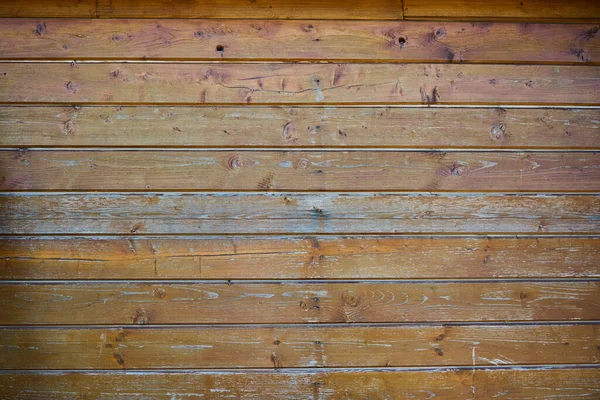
[1,281,598,325]
[2,194,597,235]
[2,0,600,397]
[5,0,600,22]
[1,324,598,369]
[404,0,600,21]
[2,106,599,149]
[2,20,599,64]
[4,0,600,22]
[2,151,599,191]
[2,237,598,280]
[95,0,403,20]
[0,0,402,20]
[2,64,600,105]
[475,368,600,399]
[0,0,96,18]
[1,368,599,399]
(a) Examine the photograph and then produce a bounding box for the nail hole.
[216,45,224,51]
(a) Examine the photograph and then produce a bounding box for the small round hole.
[216,45,224,52]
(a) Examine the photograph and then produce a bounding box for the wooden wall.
[0,0,599,398]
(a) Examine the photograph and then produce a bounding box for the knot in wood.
[35,23,47,36]
[133,308,151,324]
[342,290,359,307]
[294,158,310,170]
[490,123,507,141]
[448,162,468,176]
[62,119,76,135]
[227,154,253,170]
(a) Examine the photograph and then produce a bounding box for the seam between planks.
[0,365,598,373]
[2,321,599,328]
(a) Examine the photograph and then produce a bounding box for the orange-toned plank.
[476,368,600,398]
[404,0,600,21]
[0,369,473,399]
[1,20,599,64]
[0,0,96,18]
[1,237,598,280]
[1,324,597,369]
[1,150,598,191]
[2,106,599,149]
[1,281,598,324]
[1,193,597,235]
[1,368,599,399]
[1,63,599,105]
[96,0,403,20]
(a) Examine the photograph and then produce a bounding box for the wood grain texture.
[1,281,598,325]
[0,369,479,399]
[1,20,599,64]
[2,150,599,192]
[96,0,403,20]
[0,368,599,399]
[2,106,599,149]
[2,193,598,235]
[2,237,598,280]
[0,0,96,18]
[2,0,600,395]
[404,0,600,21]
[0,0,402,19]
[4,0,600,22]
[1,63,600,105]
[1,324,597,369]
[476,368,600,399]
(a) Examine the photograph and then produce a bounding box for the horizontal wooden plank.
[404,0,600,21]
[476,368,600,399]
[2,151,599,192]
[96,0,403,20]
[1,281,598,324]
[2,106,599,149]
[2,193,597,235]
[1,237,598,280]
[4,0,599,22]
[2,20,599,64]
[0,0,402,19]
[1,368,599,399]
[0,0,96,18]
[1,63,599,105]
[1,324,597,369]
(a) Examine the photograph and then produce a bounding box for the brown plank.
[1,324,597,369]
[0,0,402,19]
[0,0,96,18]
[404,0,600,22]
[476,368,600,399]
[2,106,599,149]
[1,150,599,192]
[96,0,403,20]
[2,193,597,235]
[1,237,598,280]
[0,369,475,399]
[1,63,599,105]
[1,281,598,325]
[2,20,600,64]
[1,368,599,399]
